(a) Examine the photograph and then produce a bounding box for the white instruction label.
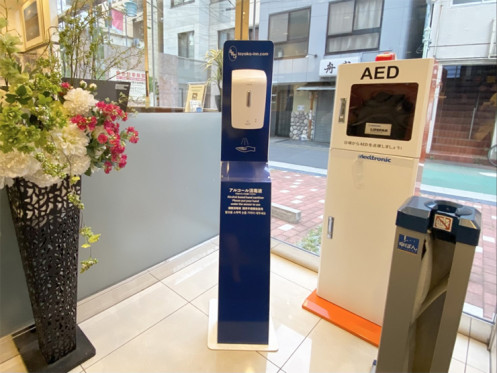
[365,122,392,136]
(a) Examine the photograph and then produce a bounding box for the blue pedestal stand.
[207,40,277,351]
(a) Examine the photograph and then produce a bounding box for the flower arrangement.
[0,17,138,272]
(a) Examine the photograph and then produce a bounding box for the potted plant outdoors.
[204,49,223,111]
[0,11,138,364]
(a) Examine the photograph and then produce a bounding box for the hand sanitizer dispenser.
[231,69,267,129]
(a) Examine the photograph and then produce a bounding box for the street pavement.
[267,136,497,321]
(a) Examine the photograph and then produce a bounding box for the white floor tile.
[2,239,493,373]
[85,304,279,373]
[270,254,317,291]
[69,365,84,373]
[282,320,378,373]
[0,335,17,364]
[452,333,469,363]
[471,317,492,343]
[0,356,27,373]
[259,274,320,367]
[191,286,218,316]
[467,338,490,373]
[78,272,158,323]
[449,358,466,373]
[161,251,219,301]
[80,282,186,368]
[466,365,490,373]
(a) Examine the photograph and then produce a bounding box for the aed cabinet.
[317,58,437,326]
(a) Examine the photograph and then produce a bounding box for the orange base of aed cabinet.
[302,289,381,347]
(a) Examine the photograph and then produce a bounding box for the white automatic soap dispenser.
[231,69,267,129]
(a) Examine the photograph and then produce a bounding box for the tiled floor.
[269,168,497,321]
[0,238,492,373]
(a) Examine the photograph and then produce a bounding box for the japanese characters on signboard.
[319,56,361,77]
[110,68,147,104]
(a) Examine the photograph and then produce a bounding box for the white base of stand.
[207,299,278,351]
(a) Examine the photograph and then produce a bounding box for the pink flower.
[126,127,139,143]
[118,154,127,168]
[104,161,113,174]
[71,115,87,130]
[88,116,97,131]
[113,143,125,154]
[97,133,108,144]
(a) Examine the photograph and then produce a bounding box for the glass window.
[178,31,194,58]
[171,0,194,7]
[269,12,289,43]
[326,0,383,54]
[288,9,309,40]
[49,0,496,326]
[218,28,235,49]
[327,0,353,35]
[453,0,485,4]
[269,8,310,58]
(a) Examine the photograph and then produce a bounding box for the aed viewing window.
[346,83,419,141]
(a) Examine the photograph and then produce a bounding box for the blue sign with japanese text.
[397,234,420,254]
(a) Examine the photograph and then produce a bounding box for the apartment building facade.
[424,0,497,164]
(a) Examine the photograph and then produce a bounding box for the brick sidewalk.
[269,168,497,321]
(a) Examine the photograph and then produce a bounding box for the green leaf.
[15,84,27,96]
[70,175,80,185]
[88,234,101,244]
[19,97,31,105]
[80,258,99,273]
[4,94,16,103]
[81,243,91,249]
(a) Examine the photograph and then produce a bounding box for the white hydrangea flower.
[24,169,63,188]
[52,123,91,175]
[66,153,91,176]
[0,149,40,180]
[63,88,97,116]
[0,176,14,189]
[52,123,90,157]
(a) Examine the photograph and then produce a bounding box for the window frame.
[178,30,194,58]
[452,0,496,5]
[218,27,235,50]
[268,7,311,60]
[325,0,384,55]
[171,0,194,7]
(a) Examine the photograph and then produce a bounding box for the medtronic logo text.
[228,46,238,62]
[358,154,391,163]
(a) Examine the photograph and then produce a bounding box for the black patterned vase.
[6,177,81,364]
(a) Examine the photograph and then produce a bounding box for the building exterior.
[57,0,496,160]
[259,0,427,143]
[424,0,497,164]
[161,0,259,109]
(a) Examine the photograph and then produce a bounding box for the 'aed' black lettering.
[360,65,399,80]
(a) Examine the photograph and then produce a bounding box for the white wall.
[428,0,497,63]
[0,112,222,337]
